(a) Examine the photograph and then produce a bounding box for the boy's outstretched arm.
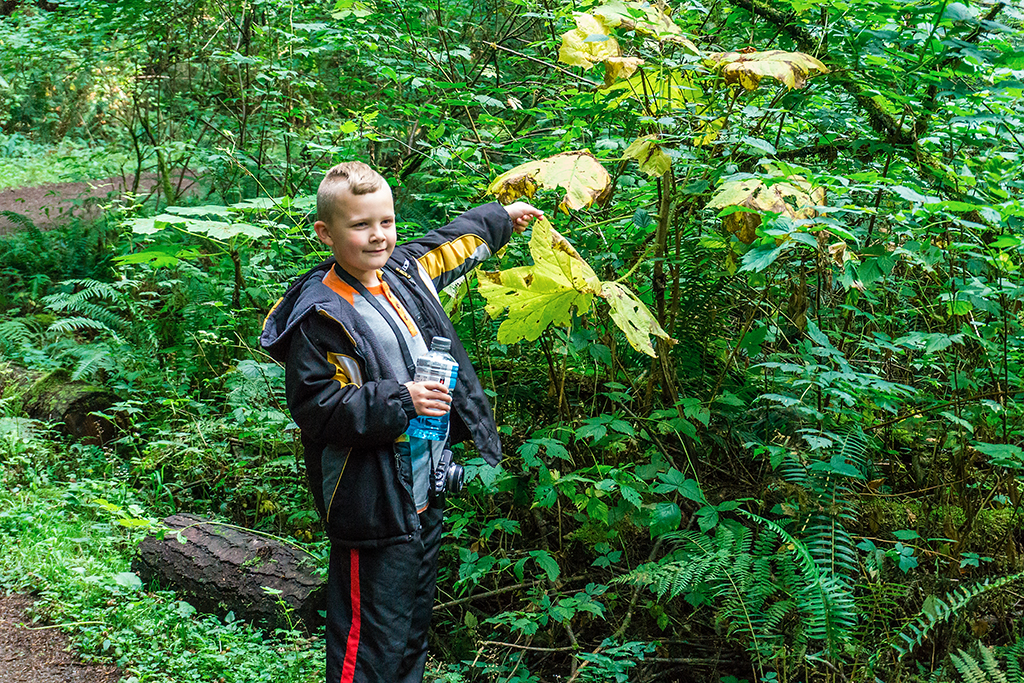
[393,201,542,291]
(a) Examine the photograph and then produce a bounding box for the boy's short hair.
[317,162,388,225]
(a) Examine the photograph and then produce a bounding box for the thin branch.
[478,640,578,653]
[488,42,602,87]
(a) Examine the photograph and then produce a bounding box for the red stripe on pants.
[340,549,361,683]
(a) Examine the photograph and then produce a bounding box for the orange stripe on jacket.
[323,267,418,337]
[322,268,356,305]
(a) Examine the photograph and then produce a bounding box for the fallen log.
[133,514,325,632]
[0,364,117,444]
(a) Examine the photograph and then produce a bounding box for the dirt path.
[0,594,121,683]
[0,173,198,235]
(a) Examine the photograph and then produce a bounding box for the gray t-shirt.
[323,266,445,511]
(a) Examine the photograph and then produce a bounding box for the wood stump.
[133,514,325,632]
[0,364,117,444]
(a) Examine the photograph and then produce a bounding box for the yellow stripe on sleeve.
[417,234,487,281]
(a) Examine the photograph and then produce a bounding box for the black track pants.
[325,507,443,683]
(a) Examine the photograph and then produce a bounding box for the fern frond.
[0,210,39,233]
[70,343,115,381]
[950,645,1009,683]
[740,510,856,653]
[1004,637,1024,683]
[46,316,116,336]
[890,572,1024,660]
[0,319,35,350]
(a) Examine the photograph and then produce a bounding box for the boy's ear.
[313,220,334,247]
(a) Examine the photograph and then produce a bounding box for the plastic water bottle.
[406,337,459,441]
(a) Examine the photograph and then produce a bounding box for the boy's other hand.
[504,202,544,233]
[404,381,452,416]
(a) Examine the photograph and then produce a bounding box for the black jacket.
[260,202,511,547]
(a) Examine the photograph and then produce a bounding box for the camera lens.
[446,463,464,495]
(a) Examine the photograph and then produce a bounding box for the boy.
[260,162,541,683]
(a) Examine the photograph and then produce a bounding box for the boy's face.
[314,186,396,286]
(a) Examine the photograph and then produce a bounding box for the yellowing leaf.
[559,13,620,70]
[487,151,612,212]
[478,218,599,343]
[479,219,675,357]
[706,50,829,91]
[601,67,702,114]
[708,176,826,244]
[623,135,672,176]
[693,116,726,146]
[593,0,699,53]
[600,281,673,357]
[603,56,645,86]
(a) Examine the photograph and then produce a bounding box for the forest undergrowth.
[2,0,1024,681]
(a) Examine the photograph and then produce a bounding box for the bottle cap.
[430,336,451,352]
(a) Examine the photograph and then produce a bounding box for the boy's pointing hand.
[504,202,544,233]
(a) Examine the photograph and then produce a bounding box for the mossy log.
[133,514,325,632]
[0,364,117,444]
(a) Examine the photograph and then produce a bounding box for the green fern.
[0,319,35,352]
[889,572,1024,660]
[618,512,854,668]
[0,210,39,234]
[69,343,115,381]
[740,510,856,653]
[947,640,1024,683]
[43,279,127,333]
[46,316,121,338]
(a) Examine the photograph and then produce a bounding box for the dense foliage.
[2,0,1024,681]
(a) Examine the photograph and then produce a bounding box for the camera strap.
[333,265,417,378]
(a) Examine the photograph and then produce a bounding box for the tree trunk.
[133,514,325,632]
[0,364,117,444]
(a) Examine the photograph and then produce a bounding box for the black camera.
[431,448,464,502]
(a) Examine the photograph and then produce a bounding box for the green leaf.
[113,572,143,591]
[678,478,706,504]
[164,204,233,219]
[740,242,791,272]
[891,185,941,204]
[184,220,269,241]
[576,420,608,443]
[530,550,561,582]
[696,506,719,532]
[973,442,1024,468]
[649,502,682,537]
[115,245,200,268]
